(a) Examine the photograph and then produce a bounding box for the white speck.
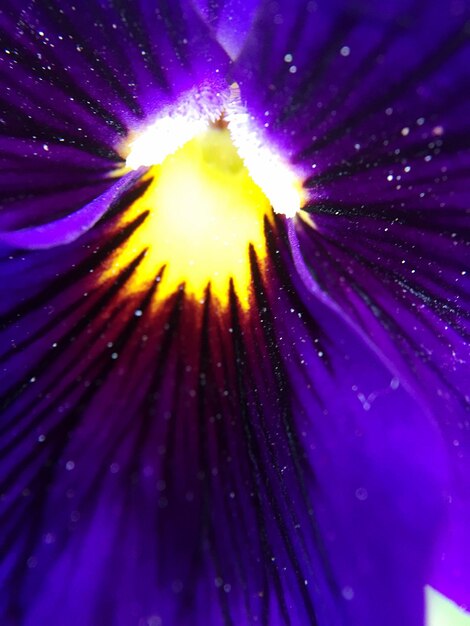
[342,586,355,600]
[65,460,75,471]
[43,144,49,151]
[340,45,350,56]
[401,127,410,137]
[289,65,297,74]
[355,487,368,501]
[284,53,293,63]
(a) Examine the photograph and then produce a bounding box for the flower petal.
[0,0,230,231]
[0,203,449,625]
[192,0,261,59]
[0,168,146,249]
[1,0,468,623]
[232,0,470,606]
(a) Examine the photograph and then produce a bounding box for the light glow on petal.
[425,587,470,626]
[116,83,307,308]
[126,115,210,169]
[226,84,307,218]
[126,84,306,220]
[125,84,228,168]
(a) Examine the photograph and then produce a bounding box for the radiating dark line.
[0,179,115,207]
[303,203,470,244]
[299,24,468,156]
[250,236,337,595]
[277,12,359,127]
[1,273,166,619]
[1,21,127,137]
[348,234,470,305]
[305,130,470,186]
[0,92,122,162]
[0,301,128,489]
[156,0,192,70]
[194,287,236,626]
[110,0,171,90]
[42,0,145,118]
[300,231,470,411]
[211,316,270,624]
[0,250,147,449]
[266,217,333,372]
[0,244,147,418]
[319,222,470,320]
[297,0,427,135]
[309,222,470,312]
[0,210,149,329]
[228,282,293,626]
[0,67,122,161]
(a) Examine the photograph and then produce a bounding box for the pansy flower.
[0,1,469,625]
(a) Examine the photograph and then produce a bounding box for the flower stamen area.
[103,126,271,308]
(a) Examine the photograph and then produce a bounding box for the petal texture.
[232,0,470,606]
[0,0,468,624]
[0,0,230,232]
[0,202,448,625]
[192,0,260,59]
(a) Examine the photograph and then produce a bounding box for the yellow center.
[101,128,271,308]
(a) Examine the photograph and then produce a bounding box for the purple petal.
[192,0,261,58]
[0,204,450,625]
[0,169,145,249]
[0,0,231,231]
[0,0,468,623]
[233,0,470,606]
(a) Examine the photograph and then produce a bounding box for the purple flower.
[0,1,469,625]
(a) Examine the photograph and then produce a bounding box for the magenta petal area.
[0,206,449,625]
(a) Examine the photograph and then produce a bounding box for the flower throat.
[101,127,270,309]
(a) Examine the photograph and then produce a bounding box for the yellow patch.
[101,128,271,309]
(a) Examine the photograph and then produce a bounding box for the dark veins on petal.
[0,178,327,623]
[234,0,470,603]
[0,0,229,231]
[0,1,469,626]
[0,194,445,626]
